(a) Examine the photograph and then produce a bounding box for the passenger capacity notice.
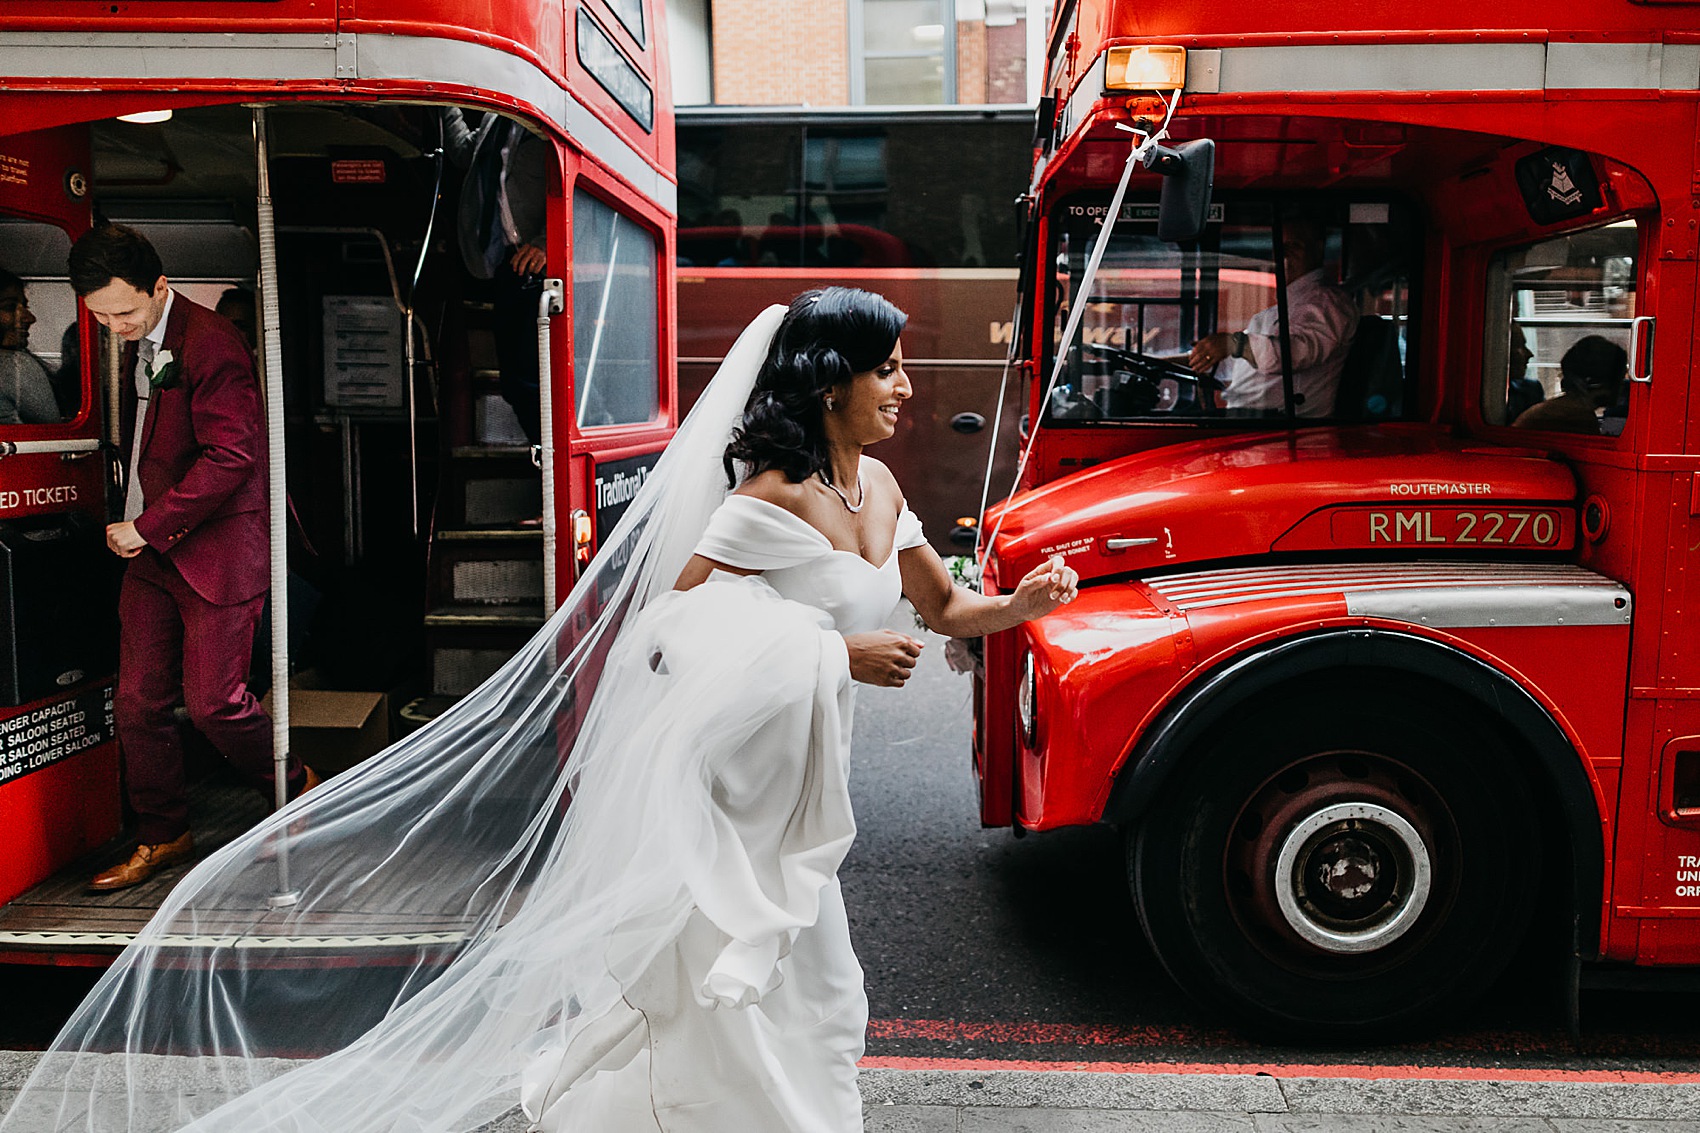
[0,685,114,787]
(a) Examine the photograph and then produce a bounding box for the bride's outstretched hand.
[1009,555,1079,621]
[845,629,924,687]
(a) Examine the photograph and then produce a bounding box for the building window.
[852,0,955,105]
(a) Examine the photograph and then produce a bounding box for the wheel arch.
[1104,627,1605,956]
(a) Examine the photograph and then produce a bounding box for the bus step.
[423,605,545,630]
[450,444,535,460]
[436,556,543,607]
[435,527,544,543]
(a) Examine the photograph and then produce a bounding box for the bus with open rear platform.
[977,0,1700,1034]
[0,0,676,965]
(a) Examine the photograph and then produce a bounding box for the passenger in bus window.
[1505,325,1542,423]
[216,285,258,359]
[1512,334,1627,435]
[68,224,318,892]
[0,267,64,425]
[1186,218,1359,418]
[442,106,547,448]
[53,320,82,419]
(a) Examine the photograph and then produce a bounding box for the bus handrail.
[0,438,102,457]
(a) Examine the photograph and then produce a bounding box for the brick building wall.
[956,17,987,104]
[711,0,850,105]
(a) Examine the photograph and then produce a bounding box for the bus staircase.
[401,301,546,732]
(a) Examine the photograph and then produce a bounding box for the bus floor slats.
[0,782,494,958]
[2,780,269,928]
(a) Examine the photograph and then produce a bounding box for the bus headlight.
[1017,649,1037,747]
[1105,45,1187,92]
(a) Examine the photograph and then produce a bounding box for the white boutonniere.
[146,348,180,391]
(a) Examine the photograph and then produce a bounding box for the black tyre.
[1132,674,1539,1037]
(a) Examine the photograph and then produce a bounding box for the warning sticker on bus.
[0,684,114,788]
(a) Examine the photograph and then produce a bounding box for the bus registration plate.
[1332,507,1566,548]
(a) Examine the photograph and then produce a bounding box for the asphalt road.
[7,622,1700,1086]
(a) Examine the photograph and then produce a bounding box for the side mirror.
[1144,138,1215,243]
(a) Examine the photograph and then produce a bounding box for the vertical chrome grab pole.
[537,278,564,615]
[405,316,418,537]
[252,105,298,907]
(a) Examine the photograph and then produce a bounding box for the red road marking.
[858,1055,1700,1084]
[864,1020,1700,1080]
[868,1018,1229,1047]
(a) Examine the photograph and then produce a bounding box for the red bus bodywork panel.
[986,569,1633,957]
[987,426,1579,586]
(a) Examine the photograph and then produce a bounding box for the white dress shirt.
[1218,269,1359,418]
[124,288,176,522]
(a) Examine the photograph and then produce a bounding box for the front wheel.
[1131,676,1539,1037]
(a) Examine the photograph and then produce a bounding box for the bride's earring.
[824,396,835,412]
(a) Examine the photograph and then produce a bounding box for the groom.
[70,224,316,892]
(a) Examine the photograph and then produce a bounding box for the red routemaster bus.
[977,0,1700,1035]
[0,0,676,962]
[676,106,1033,553]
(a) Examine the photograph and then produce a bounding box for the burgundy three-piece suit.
[116,292,305,844]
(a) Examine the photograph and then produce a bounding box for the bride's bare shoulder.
[859,456,904,508]
[733,469,810,514]
[860,455,899,492]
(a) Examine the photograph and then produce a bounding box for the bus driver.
[1186,218,1358,418]
[70,224,318,892]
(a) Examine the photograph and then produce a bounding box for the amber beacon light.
[1105,45,1187,91]
[570,509,594,571]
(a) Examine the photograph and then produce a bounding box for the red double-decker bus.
[0,0,676,962]
[979,0,1700,1034]
[676,106,1034,553]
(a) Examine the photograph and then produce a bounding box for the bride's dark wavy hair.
[724,287,908,485]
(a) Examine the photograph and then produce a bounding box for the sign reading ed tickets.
[0,484,78,511]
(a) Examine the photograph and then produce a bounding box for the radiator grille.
[1144,562,1619,613]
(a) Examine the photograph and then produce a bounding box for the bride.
[2,288,1075,1133]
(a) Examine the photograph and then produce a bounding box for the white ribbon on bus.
[977,89,1181,568]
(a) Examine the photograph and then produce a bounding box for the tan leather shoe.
[89,832,195,892]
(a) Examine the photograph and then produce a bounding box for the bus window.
[1048,197,1418,423]
[1483,220,1639,436]
[572,188,659,427]
[676,115,1030,270]
[0,218,77,425]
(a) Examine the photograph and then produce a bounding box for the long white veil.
[2,304,791,1133]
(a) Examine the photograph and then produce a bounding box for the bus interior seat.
[1332,314,1403,421]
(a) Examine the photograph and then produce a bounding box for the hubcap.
[1273,802,1432,954]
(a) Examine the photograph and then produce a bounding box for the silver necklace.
[818,470,864,513]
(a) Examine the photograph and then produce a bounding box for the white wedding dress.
[2,304,931,1133]
[523,489,927,1132]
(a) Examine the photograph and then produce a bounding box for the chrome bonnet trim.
[1144,562,1630,628]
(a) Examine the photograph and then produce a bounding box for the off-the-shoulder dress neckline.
[727,493,900,569]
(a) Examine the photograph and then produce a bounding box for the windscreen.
[1047,197,1419,423]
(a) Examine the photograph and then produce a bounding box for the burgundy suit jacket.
[120,293,269,606]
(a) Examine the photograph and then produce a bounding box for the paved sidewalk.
[5,1052,1699,1130]
[857,1066,1700,1132]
